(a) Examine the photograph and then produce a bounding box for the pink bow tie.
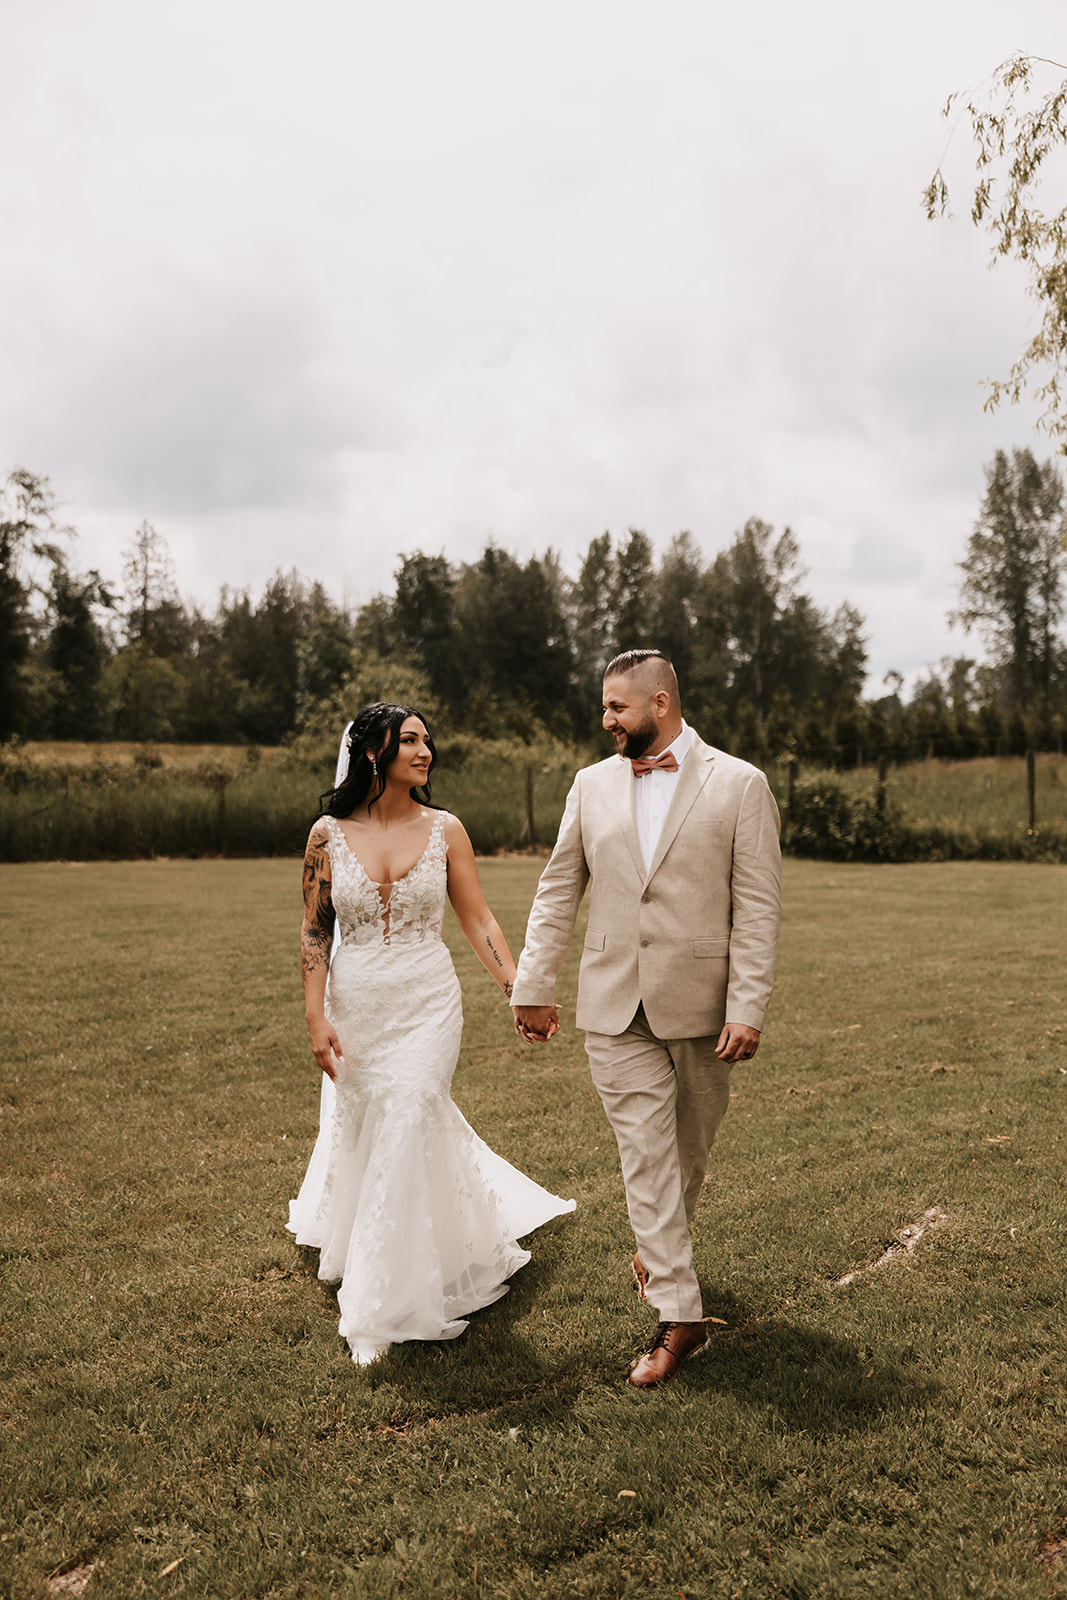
[629,750,679,777]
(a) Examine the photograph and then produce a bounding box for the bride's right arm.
[301,819,344,1081]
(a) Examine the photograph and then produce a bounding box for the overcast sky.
[2,0,1064,692]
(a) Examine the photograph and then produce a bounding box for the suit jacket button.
[641,893,651,904]
[640,938,650,947]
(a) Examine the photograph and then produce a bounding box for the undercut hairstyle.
[318,701,436,819]
[603,648,681,712]
[604,648,672,679]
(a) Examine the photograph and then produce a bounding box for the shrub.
[785,773,906,862]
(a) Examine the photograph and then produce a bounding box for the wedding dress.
[288,807,575,1365]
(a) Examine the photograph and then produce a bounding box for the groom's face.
[602,675,658,760]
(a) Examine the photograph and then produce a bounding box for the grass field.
[2,858,1067,1599]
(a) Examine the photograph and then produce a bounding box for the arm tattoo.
[485,937,504,969]
[301,928,331,978]
[503,980,513,1000]
[301,836,335,977]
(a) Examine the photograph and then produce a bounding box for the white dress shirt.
[633,720,692,874]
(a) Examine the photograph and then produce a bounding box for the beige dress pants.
[584,1004,733,1323]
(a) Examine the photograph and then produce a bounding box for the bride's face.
[386,716,433,788]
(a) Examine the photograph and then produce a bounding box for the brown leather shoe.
[626,1321,710,1389]
[631,1252,648,1301]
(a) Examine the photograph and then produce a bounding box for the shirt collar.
[661,720,691,768]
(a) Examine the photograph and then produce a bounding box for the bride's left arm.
[443,813,521,1002]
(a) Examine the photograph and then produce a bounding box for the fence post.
[787,755,798,819]
[876,752,887,815]
[210,772,231,854]
[523,764,535,846]
[1026,748,1036,833]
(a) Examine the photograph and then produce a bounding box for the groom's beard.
[615,713,659,760]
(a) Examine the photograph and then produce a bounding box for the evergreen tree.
[571,533,617,704]
[952,448,1066,709]
[391,553,459,710]
[46,566,114,739]
[297,582,354,714]
[352,595,398,661]
[180,609,244,743]
[0,469,69,739]
[452,546,574,735]
[824,604,869,706]
[219,571,309,742]
[611,529,656,653]
[121,521,191,657]
[699,518,858,731]
[650,532,704,693]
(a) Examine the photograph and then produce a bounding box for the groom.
[511,649,781,1387]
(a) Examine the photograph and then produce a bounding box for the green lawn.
[1,858,1065,1599]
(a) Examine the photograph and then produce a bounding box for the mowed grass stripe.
[1,858,1065,1599]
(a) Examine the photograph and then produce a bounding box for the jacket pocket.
[692,937,730,958]
[584,928,606,952]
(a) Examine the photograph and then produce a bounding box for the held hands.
[715,1022,761,1062]
[512,1004,560,1044]
[512,1010,757,1055]
[307,1015,345,1081]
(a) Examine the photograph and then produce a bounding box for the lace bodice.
[325,811,448,948]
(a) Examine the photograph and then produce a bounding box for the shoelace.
[648,1321,683,1352]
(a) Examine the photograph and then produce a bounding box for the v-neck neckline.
[332,811,440,903]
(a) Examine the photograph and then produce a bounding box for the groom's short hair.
[604,648,672,679]
[603,649,680,710]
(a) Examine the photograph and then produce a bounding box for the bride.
[288,701,575,1365]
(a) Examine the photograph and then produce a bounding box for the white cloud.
[0,0,1063,693]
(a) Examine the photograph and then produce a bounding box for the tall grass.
[837,752,1067,833]
[2,857,1066,1597]
[432,751,576,851]
[0,742,579,862]
[4,745,1067,863]
[785,754,1067,863]
[17,740,293,770]
[0,764,323,862]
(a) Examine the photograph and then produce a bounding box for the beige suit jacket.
[511,733,782,1039]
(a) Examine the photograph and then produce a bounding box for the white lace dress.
[288,810,575,1365]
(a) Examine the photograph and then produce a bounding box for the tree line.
[2,447,1065,763]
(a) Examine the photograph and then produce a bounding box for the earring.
[370,754,379,781]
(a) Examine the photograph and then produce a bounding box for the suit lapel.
[644,739,715,882]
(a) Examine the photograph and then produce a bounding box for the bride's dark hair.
[319,702,436,818]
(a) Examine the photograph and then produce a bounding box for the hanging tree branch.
[924,53,1067,448]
